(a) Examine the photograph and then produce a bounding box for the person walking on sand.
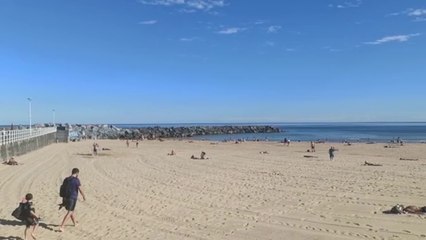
[59,168,86,232]
[92,142,98,156]
[126,139,129,148]
[310,141,316,152]
[329,146,337,160]
[21,193,40,240]
[136,141,139,148]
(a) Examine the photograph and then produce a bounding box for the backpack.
[11,203,25,220]
[59,177,72,198]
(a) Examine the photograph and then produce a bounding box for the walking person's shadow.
[0,221,24,240]
[0,218,59,232]
[0,237,24,240]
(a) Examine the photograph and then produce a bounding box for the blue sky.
[0,0,425,124]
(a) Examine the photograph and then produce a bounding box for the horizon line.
[2,121,426,127]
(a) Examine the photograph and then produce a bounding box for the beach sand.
[0,140,425,239]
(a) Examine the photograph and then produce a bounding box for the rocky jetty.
[67,124,280,140]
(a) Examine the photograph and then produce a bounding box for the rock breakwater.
[68,125,280,140]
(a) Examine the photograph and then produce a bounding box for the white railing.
[0,127,56,146]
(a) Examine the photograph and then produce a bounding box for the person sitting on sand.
[167,150,176,156]
[191,151,208,160]
[4,157,18,165]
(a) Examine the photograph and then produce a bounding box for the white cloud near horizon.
[254,20,267,25]
[140,0,226,11]
[408,9,426,21]
[408,9,426,16]
[267,25,282,33]
[265,41,275,47]
[329,0,362,9]
[388,8,426,21]
[216,27,245,35]
[139,20,158,25]
[180,37,198,42]
[365,33,421,45]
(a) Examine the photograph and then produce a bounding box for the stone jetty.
[67,124,280,140]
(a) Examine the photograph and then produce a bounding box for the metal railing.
[0,127,56,146]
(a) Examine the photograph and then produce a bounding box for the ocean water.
[116,122,426,143]
[2,123,425,143]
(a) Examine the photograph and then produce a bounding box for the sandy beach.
[1,140,425,240]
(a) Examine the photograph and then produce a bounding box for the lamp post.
[52,109,56,126]
[27,98,32,135]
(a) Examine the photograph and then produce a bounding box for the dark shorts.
[65,198,77,211]
[24,217,39,227]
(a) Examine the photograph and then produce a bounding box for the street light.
[27,98,32,135]
[52,109,56,126]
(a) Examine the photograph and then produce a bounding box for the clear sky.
[0,0,425,124]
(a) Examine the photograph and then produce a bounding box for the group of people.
[309,142,338,160]
[283,138,291,146]
[126,139,140,148]
[15,168,86,239]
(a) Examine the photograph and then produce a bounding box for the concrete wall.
[56,126,69,143]
[1,132,57,160]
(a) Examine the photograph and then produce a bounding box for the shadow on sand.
[0,236,24,240]
[0,218,59,232]
[76,153,93,157]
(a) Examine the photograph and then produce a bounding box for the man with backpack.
[59,168,86,232]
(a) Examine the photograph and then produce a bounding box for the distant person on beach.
[21,193,40,240]
[136,141,139,148]
[168,150,175,156]
[329,146,337,160]
[126,140,129,148]
[191,151,208,160]
[310,142,316,152]
[384,204,426,214]
[364,161,382,166]
[92,143,98,156]
[59,168,86,232]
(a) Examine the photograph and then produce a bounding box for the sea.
[114,122,426,143]
[2,122,425,143]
